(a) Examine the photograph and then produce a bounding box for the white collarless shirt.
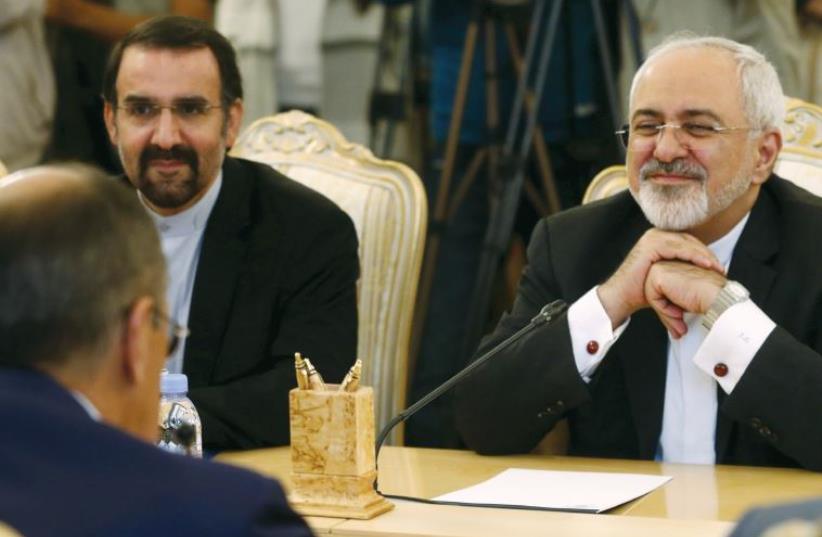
[141,173,223,374]
[566,213,776,464]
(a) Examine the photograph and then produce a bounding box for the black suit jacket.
[0,368,313,537]
[184,156,359,451]
[455,175,822,470]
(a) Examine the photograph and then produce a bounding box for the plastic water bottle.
[158,372,203,457]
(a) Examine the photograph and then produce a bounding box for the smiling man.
[455,35,822,470]
[102,16,359,451]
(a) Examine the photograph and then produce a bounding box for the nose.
[150,108,183,149]
[652,125,689,163]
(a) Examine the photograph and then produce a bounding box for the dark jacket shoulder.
[223,155,355,233]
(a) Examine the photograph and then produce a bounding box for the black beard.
[137,145,201,209]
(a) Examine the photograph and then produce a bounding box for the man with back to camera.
[102,16,360,451]
[0,164,312,536]
[455,34,822,470]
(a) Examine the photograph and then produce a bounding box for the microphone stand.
[374,299,567,490]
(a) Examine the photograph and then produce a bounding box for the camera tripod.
[409,0,644,377]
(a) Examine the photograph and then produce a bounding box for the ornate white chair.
[230,110,427,444]
[581,165,629,204]
[582,97,822,204]
[775,98,822,195]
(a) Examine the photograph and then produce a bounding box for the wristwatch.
[701,280,750,331]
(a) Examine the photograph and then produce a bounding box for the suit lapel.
[714,181,779,461]
[619,309,669,458]
[601,207,669,459]
[184,157,253,385]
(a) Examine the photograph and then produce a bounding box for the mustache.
[639,158,707,182]
[139,145,198,173]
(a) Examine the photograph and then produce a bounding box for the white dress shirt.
[141,173,223,374]
[566,213,776,464]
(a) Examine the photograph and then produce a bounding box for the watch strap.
[702,280,750,331]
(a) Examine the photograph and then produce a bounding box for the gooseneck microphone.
[374,299,568,474]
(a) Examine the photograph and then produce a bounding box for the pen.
[339,359,362,392]
[294,352,309,389]
[303,357,326,391]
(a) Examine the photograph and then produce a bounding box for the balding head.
[0,164,165,374]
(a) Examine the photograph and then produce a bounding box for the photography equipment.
[409,0,643,382]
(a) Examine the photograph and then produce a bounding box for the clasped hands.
[597,229,727,338]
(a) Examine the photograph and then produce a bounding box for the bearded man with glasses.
[456,34,822,471]
[102,16,359,452]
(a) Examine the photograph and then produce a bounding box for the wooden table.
[218,446,822,536]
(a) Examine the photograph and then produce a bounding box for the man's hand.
[644,260,727,339]
[597,229,725,328]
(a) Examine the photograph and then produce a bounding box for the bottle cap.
[160,373,188,395]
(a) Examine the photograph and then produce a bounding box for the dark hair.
[102,15,243,109]
[0,164,166,369]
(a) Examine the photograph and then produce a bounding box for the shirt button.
[714,363,729,377]
[586,340,599,354]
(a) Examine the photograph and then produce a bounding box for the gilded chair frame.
[229,110,427,444]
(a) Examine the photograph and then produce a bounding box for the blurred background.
[3,0,819,449]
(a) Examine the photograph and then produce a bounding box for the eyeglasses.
[616,122,756,151]
[116,99,222,127]
[152,307,190,357]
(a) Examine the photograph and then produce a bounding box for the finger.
[671,233,727,273]
[648,297,687,336]
[647,230,720,265]
[652,296,684,320]
[665,316,689,339]
[653,240,724,274]
[648,296,688,338]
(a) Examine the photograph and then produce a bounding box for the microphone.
[374,299,568,467]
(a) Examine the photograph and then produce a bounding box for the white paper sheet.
[433,468,672,513]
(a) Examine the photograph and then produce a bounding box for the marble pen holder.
[288,386,394,519]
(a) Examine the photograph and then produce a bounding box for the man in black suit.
[455,35,822,470]
[0,164,312,536]
[102,16,359,451]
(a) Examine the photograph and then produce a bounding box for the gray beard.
[632,159,752,231]
[635,180,710,230]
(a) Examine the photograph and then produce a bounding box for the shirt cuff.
[567,286,629,381]
[693,300,776,394]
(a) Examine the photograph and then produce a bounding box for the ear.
[120,296,158,386]
[224,98,244,149]
[750,128,782,185]
[103,101,119,146]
